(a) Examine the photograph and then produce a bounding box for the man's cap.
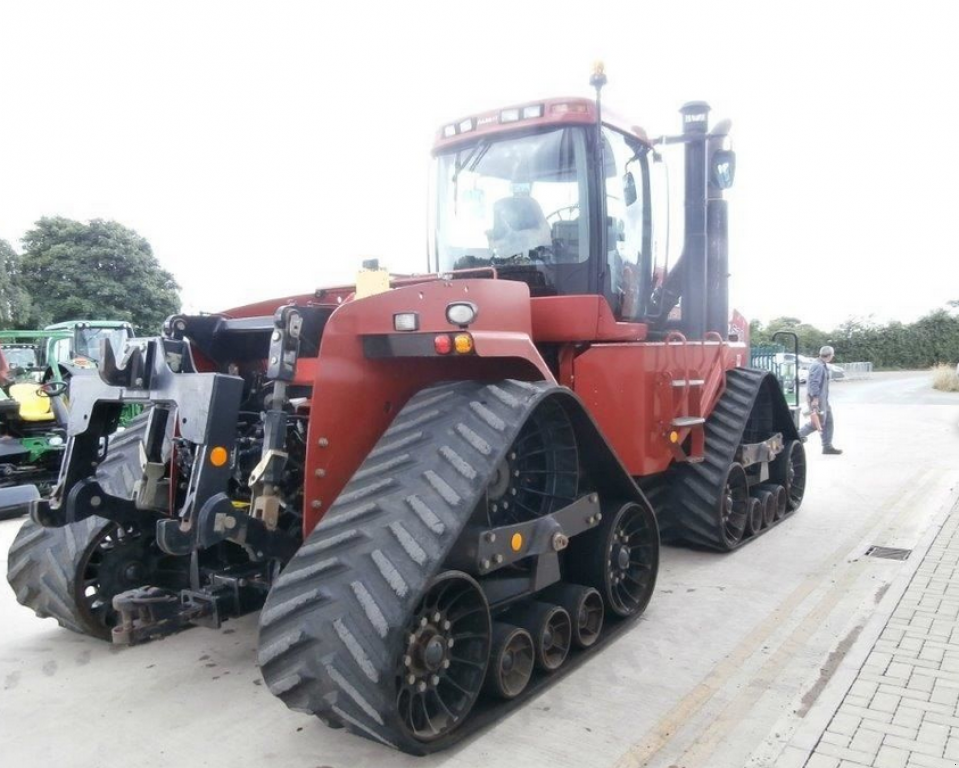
[820,345,835,358]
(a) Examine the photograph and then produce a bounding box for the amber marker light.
[210,446,229,467]
[510,532,523,552]
[453,333,474,354]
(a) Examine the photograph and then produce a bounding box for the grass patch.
[931,364,959,392]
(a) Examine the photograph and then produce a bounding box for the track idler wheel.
[568,500,658,618]
[771,440,807,512]
[396,571,491,745]
[744,497,763,536]
[757,484,787,522]
[541,583,604,648]
[484,623,535,699]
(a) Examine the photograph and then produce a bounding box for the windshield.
[1,347,39,369]
[74,327,132,363]
[432,127,590,275]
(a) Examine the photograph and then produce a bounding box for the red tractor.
[6,69,804,754]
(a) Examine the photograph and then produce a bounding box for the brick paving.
[805,510,959,768]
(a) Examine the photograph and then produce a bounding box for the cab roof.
[432,96,650,154]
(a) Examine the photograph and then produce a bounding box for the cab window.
[603,128,650,321]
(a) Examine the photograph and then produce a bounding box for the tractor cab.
[430,84,737,341]
[430,97,654,322]
[43,320,135,368]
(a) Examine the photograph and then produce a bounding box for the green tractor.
[0,320,136,519]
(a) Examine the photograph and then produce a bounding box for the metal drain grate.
[865,545,912,561]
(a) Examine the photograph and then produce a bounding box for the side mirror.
[711,149,736,189]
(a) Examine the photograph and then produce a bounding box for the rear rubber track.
[6,412,153,637]
[257,379,560,753]
[660,368,797,551]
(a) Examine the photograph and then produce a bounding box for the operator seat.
[487,196,552,259]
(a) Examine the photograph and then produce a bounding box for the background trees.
[751,307,959,369]
[3,218,180,333]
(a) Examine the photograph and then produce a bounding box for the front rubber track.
[257,379,570,754]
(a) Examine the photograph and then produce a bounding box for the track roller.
[484,623,535,699]
[757,484,787,521]
[744,497,763,536]
[541,583,604,648]
[752,489,775,529]
[509,602,571,671]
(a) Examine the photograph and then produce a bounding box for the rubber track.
[6,514,114,637]
[257,380,558,753]
[659,368,797,551]
[5,412,153,638]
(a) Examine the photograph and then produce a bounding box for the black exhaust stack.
[706,119,733,338]
[679,101,710,340]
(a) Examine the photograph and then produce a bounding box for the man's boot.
[823,446,843,455]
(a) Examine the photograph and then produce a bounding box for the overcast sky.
[1,1,955,329]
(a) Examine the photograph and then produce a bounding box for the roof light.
[443,124,457,138]
[393,312,419,332]
[551,102,589,115]
[522,104,544,119]
[445,302,477,326]
[458,118,475,133]
[499,108,520,123]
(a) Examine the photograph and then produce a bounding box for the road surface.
[1,370,956,767]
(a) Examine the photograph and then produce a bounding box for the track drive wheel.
[569,500,658,618]
[394,571,491,746]
[770,440,807,511]
[6,515,187,640]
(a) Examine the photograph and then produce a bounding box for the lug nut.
[442,620,451,630]
[432,612,442,623]
[480,559,490,571]
[430,675,440,686]
[417,681,427,693]
[442,659,451,669]
[447,638,455,648]
[493,554,504,564]
[403,655,412,667]
[407,674,416,685]
[420,617,428,627]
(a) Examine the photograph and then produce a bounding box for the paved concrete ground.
[0,371,957,767]
[799,499,959,768]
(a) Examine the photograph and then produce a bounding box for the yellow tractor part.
[8,383,55,422]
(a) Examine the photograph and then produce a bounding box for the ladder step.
[672,416,706,427]
[671,379,706,388]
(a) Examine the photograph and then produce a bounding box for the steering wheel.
[545,204,580,226]
[37,381,68,398]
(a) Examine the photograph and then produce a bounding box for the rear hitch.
[111,565,273,646]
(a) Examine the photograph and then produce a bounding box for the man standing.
[799,346,843,455]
